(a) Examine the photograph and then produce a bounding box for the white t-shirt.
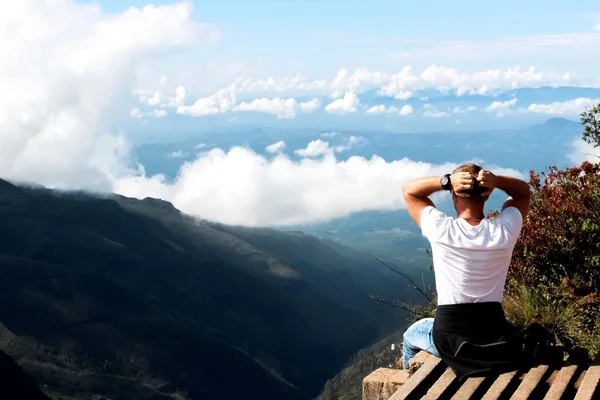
[420,206,523,305]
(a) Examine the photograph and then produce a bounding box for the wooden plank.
[574,365,600,400]
[421,368,457,400]
[509,365,550,400]
[481,371,519,400]
[451,376,486,400]
[389,356,444,400]
[543,364,579,400]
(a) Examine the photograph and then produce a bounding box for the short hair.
[453,163,482,176]
[452,163,488,197]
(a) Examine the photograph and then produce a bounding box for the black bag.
[516,322,564,367]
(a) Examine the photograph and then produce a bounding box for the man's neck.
[457,209,485,226]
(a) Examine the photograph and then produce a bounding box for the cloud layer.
[137,62,598,120]
[0,0,210,191]
[525,98,600,115]
[114,146,521,227]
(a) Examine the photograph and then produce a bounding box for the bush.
[502,159,600,358]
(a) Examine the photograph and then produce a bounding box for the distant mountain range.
[122,86,600,138]
[0,178,420,399]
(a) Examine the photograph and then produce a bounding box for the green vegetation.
[318,330,405,400]
[0,179,419,399]
[495,105,600,359]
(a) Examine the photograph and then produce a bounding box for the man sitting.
[400,163,531,380]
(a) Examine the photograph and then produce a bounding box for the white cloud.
[167,150,187,158]
[402,105,417,116]
[595,24,600,32]
[194,143,207,149]
[452,106,478,113]
[366,105,413,115]
[524,98,600,115]
[294,136,367,157]
[177,85,320,119]
[114,144,521,227]
[334,136,368,152]
[266,141,286,153]
[376,65,580,99]
[137,85,187,108]
[147,92,161,106]
[161,85,187,108]
[177,86,236,116]
[569,138,599,164]
[295,140,332,157]
[149,109,167,118]
[0,0,211,191]
[422,104,450,118]
[320,131,339,137]
[331,68,390,98]
[325,92,359,115]
[234,97,321,119]
[299,98,321,113]
[365,105,386,115]
[130,108,143,118]
[485,97,517,117]
[236,74,327,93]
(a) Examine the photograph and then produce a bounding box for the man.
[400,163,531,380]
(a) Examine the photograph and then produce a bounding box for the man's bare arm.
[403,173,474,227]
[477,171,531,219]
[402,177,439,226]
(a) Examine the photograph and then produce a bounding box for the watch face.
[441,176,449,186]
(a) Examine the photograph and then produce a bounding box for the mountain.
[123,86,600,137]
[532,117,581,130]
[0,178,418,399]
[0,344,50,400]
[317,330,405,400]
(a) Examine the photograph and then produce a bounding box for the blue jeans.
[402,318,440,369]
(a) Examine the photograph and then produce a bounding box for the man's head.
[450,163,489,212]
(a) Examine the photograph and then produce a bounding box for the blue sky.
[66,0,600,134]
[91,0,600,81]
[3,0,599,226]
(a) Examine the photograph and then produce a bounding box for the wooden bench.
[363,351,600,400]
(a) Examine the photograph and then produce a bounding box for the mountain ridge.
[0,177,416,399]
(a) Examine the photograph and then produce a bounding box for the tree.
[580,103,600,148]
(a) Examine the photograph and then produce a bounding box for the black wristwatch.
[440,174,452,190]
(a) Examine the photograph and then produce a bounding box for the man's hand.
[476,170,497,197]
[450,172,476,197]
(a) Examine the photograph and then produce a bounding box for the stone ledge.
[407,351,432,376]
[362,368,410,400]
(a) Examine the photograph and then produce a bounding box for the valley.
[0,178,423,399]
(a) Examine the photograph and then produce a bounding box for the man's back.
[400,165,532,378]
[421,205,523,305]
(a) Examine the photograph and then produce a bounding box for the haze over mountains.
[125,86,600,137]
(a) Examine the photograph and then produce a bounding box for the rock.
[407,351,432,376]
[362,367,409,400]
[394,354,403,370]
